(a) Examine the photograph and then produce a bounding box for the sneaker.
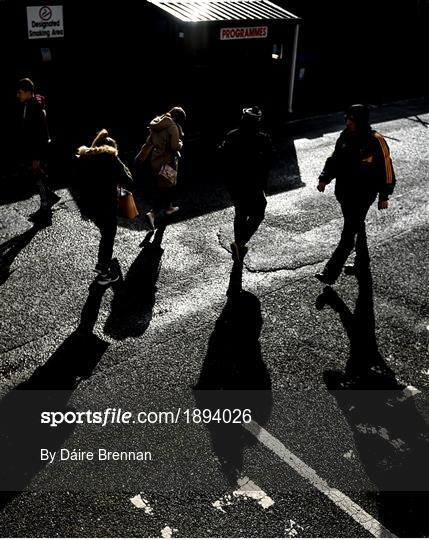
[94,263,106,275]
[145,211,156,230]
[96,271,119,286]
[314,272,336,285]
[165,206,179,215]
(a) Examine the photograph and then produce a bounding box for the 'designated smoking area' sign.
[27,5,64,39]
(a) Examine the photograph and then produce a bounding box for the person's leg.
[321,202,370,283]
[240,193,267,246]
[233,206,247,246]
[97,218,117,274]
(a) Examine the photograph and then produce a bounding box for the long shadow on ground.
[0,282,109,514]
[194,262,273,484]
[318,228,429,537]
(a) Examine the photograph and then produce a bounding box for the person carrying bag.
[76,129,134,286]
[135,106,186,229]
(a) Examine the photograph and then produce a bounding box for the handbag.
[158,161,177,188]
[117,188,139,219]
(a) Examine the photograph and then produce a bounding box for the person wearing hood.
[219,106,272,264]
[135,106,186,229]
[76,129,133,286]
[315,104,396,285]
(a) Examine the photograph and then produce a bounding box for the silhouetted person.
[135,107,186,229]
[76,129,133,286]
[219,106,272,263]
[315,104,396,285]
[15,78,59,226]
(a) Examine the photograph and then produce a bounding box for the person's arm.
[317,136,342,191]
[372,132,396,210]
[169,124,183,153]
[115,156,134,191]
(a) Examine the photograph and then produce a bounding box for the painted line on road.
[130,494,154,514]
[213,476,274,512]
[161,525,178,538]
[244,420,397,538]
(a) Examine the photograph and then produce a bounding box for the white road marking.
[130,494,154,514]
[244,420,397,538]
[285,518,305,538]
[343,449,356,461]
[161,525,178,538]
[235,476,275,509]
[213,476,274,512]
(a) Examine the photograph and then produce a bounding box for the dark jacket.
[319,128,396,202]
[16,97,50,162]
[76,144,133,222]
[220,126,272,198]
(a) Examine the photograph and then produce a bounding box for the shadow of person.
[103,226,165,340]
[318,228,429,537]
[0,281,110,510]
[194,262,272,485]
[0,225,40,285]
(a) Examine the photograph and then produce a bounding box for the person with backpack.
[315,104,396,285]
[76,129,134,286]
[15,78,60,226]
[219,106,272,263]
[135,106,186,230]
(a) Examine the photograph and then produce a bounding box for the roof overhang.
[147,0,300,23]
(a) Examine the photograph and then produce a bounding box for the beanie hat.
[17,78,35,93]
[345,104,370,127]
[242,105,263,122]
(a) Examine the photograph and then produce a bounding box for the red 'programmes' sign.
[220,26,268,40]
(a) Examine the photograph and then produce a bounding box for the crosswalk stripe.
[244,420,397,538]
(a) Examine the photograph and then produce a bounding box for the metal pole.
[288,23,300,113]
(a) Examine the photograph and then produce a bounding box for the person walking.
[15,78,60,226]
[76,129,134,286]
[315,104,396,285]
[219,106,272,263]
[135,106,186,230]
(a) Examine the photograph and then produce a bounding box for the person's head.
[91,128,117,149]
[344,104,370,133]
[240,105,263,131]
[168,106,186,128]
[16,78,35,103]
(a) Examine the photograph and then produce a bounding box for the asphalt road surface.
[0,98,428,538]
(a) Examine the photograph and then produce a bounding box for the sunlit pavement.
[0,98,428,538]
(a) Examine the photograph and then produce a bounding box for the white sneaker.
[165,206,179,215]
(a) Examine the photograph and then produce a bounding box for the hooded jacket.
[76,144,133,221]
[145,113,183,174]
[319,127,396,202]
